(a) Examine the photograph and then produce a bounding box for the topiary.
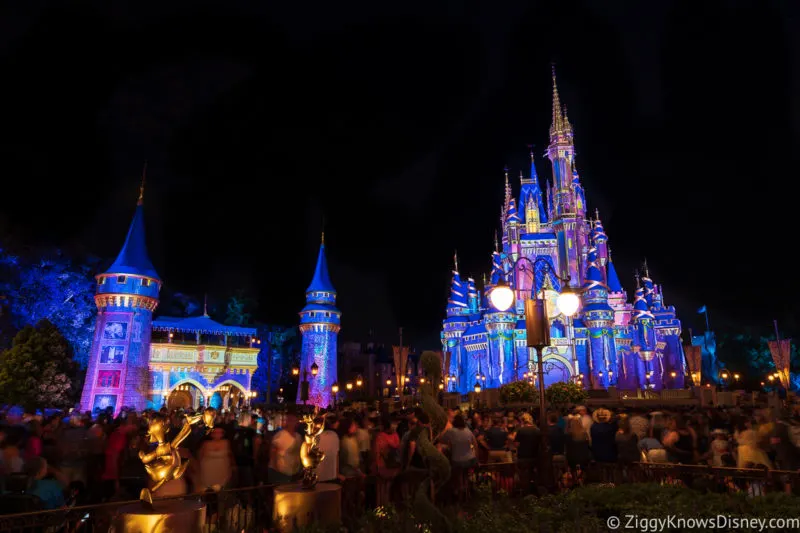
[411,350,452,532]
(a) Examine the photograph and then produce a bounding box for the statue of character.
[299,414,326,489]
[138,407,216,505]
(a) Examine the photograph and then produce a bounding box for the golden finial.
[454,250,459,272]
[595,208,600,220]
[321,231,325,245]
[203,293,208,317]
[137,161,147,205]
[493,230,499,252]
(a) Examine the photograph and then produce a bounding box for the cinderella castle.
[442,70,685,394]
[79,183,339,414]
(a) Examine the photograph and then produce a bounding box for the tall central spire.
[550,64,564,139]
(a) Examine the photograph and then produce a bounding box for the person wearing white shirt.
[317,417,340,483]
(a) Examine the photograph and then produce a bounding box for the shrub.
[499,380,537,404]
[545,381,588,407]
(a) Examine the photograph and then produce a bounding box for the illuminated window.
[142,278,151,287]
[98,276,107,285]
[117,276,127,284]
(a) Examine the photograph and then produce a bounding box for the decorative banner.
[768,339,792,389]
[683,345,702,385]
[392,346,410,394]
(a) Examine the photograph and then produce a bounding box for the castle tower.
[581,246,616,388]
[298,234,341,408]
[80,180,160,415]
[546,66,582,285]
[632,277,658,389]
[442,254,469,391]
[592,210,609,269]
[520,152,547,233]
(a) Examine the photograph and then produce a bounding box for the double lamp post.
[487,256,582,424]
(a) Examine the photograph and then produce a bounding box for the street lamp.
[356,375,363,388]
[310,362,319,376]
[489,259,581,426]
[331,382,339,408]
[346,382,353,392]
[292,365,300,377]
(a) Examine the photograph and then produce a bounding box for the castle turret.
[505,197,521,257]
[467,277,480,315]
[632,276,658,389]
[592,209,609,268]
[520,152,547,233]
[298,234,341,408]
[443,255,469,392]
[581,246,616,388]
[80,179,161,415]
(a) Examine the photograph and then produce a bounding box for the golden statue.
[299,414,326,489]
[138,407,217,505]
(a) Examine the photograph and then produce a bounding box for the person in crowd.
[269,414,301,484]
[480,416,510,463]
[513,413,541,464]
[198,426,235,490]
[373,415,400,506]
[338,417,364,478]
[317,414,340,483]
[23,457,66,510]
[589,408,617,463]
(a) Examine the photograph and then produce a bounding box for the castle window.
[98,276,107,285]
[117,276,127,284]
[142,278,151,287]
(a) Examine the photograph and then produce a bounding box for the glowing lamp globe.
[474,382,481,394]
[556,289,581,317]
[311,362,319,376]
[332,383,339,394]
[490,282,515,312]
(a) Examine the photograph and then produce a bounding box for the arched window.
[551,320,566,338]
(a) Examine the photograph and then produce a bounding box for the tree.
[0,319,79,410]
[0,247,97,367]
[224,290,257,326]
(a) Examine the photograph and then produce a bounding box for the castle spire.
[106,176,159,279]
[503,167,511,215]
[454,250,459,272]
[550,64,564,139]
[138,161,147,205]
[306,239,335,294]
[493,231,499,252]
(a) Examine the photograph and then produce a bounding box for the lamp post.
[299,362,319,405]
[489,257,581,426]
[331,382,339,409]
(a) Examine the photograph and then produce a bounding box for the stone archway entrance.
[168,383,202,410]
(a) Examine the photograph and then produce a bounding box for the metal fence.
[2,462,798,532]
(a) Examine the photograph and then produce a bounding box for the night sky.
[1,1,797,348]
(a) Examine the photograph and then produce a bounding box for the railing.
[2,463,798,532]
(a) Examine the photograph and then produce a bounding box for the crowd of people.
[1,399,800,512]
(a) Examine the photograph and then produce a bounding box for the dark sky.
[1,1,798,348]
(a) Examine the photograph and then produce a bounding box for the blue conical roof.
[446,270,468,314]
[490,251,504,284]
[106,203,159,279]
[606,259,623,292]
[632,287,654,320]
[506,198,521,223]
[306,242,336,293]
[583,247,606,286]
[520,158,547,224]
